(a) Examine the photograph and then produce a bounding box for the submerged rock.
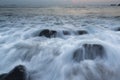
[77,30,88,35]
[114,27,120,31]
[73,44,105,62]
[73,48,84,62]
[110,4,117,6]
[63,30,70,35]
[39,29,57,38]
[39,29,88,38]
[83,44,104,60]
[115,28,120,31]
[0,20,6,22]
[0,65,27,80]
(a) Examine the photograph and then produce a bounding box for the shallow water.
[0,7,120,80]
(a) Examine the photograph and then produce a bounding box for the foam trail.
[0,7,120,80]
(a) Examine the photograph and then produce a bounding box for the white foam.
[0,8,120,80]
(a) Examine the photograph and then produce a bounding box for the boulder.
[77,30,88,35]
[0,20,5,22]
[0,74,7,80]
[118,4,120,6]
[73,44,105,62]
[63,30,70,35]
[114,27,120,31]
[39,29,57,38]
[110,4,116,6]
[114,16,120,18]
[0,65,27,80]
[83,44,104,60]
[73,48,84,62]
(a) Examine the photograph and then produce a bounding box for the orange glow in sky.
[72,0,78,4]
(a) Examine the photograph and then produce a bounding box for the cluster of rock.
[0,29,107,80]
[0,44,105,80]
[39,29,88,38]
[110,4,120,6]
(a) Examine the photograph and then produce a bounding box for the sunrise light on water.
[0,0,120,80]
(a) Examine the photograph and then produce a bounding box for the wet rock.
[83,44,104,60]
[77,30,88,35]
[73,44,105,62]
[114,27,120,31]
[63,30,70,35]
[54,22,63,25]
[2,13,13,17]
[0,65,27,80]
[110,4,117,6]
[0,20,6,22]
[39,29,57,38]
[0,74,7,80]
[114,16,120,19]
[73,48,84,62]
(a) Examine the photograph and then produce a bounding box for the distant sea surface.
[0,6,120,80]
[0,6,120,16]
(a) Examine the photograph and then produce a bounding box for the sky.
[0,0,120,7]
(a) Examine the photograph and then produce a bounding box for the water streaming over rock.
[0,7,120,80]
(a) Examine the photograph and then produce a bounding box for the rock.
[110,4,116,6]
[73,48,84,62]
[83,44,104,60]
[114,27,120,31]
[4,13,13,17]
[77,30,88,35]
[0,74,7,80]
[0,65,27,80]
[0,20,6,22]
[114,16,120,18]
[54,22,62,25]
[39,29,57,38]
[63,30,70,35]
[73,44,105,62]
[118,4,120,6]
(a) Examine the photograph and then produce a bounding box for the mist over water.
[0,7,120,80]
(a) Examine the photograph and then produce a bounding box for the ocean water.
[0,7,120,80]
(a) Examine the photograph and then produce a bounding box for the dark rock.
[0,65,27,80]
[114,27,120,31]
[73,48,84,62]
[3,13,13,17]
[63,30,70,35]
[77,30,88,35]
[0,74,7,80]
[110,4,117,6]
[54,22,63,25]
[118,4,120,6]
[83,44,105,60]
[0,20,6,22]
[114,16,120,18]
[73,44,105,62]
[39,29,57,38]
